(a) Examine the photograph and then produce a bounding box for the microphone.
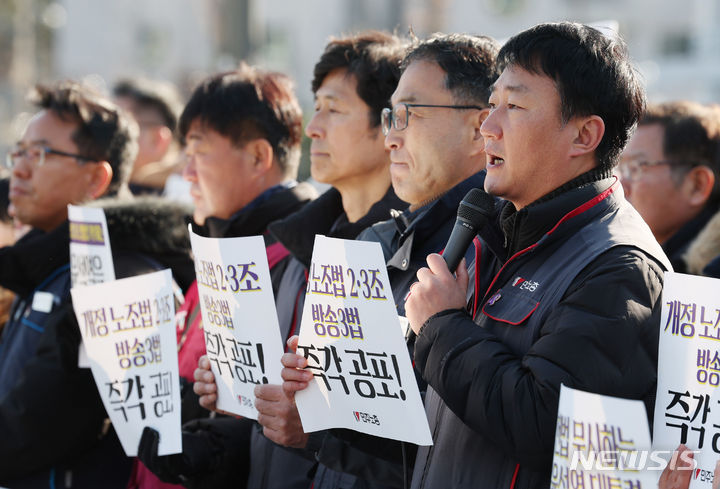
[442,188,495,273]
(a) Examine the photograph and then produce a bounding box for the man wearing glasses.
[0,81,193,489]
[271,33,500,489]
[361,32,499,311]
[619,101,720,274]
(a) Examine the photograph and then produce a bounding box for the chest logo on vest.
[512,276,539,292]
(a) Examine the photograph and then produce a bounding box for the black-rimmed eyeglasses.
[381,102,485,136]
[5,144,97,169]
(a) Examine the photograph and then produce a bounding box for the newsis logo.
[568,449,698,472]
[353,411,380,426]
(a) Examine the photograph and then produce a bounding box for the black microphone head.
[457,188,494,227]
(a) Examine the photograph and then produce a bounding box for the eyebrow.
[489,83,530,94]
[390,94,418,105]
[315,93,339,102]
[16,139,50,147]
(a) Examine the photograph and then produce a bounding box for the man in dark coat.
[619,101,720,275]
[248,33,501,489]
[404,23,672,489]
[0,81,193,489]
[193,31,410,489]
[132,65,317,489]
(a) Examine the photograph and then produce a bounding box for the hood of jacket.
[0,196,195,296]
[683,205,720,275]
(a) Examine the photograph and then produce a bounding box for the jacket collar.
[498,167,613,258]
[268,185,406,267]
[663,201,720,273]
[386,170,487,271]
[194,182,317,239]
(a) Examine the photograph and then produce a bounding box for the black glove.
[137,417,253,489]
[137,426,216,484]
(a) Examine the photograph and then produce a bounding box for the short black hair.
[401,33,500,106]
[30,81,138,196]
[497,22,645,171]
[113,78,183,136]
[179,64,302,178]
[312,30,407,129]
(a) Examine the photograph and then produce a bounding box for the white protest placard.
[189,228,284,418]
[68,204,116,286]
[295,235,432,446]
[68,204,116,367]
[551,385,658,488]
[653,271,720,487]
[71,269,181,456]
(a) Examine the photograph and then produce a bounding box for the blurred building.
[1,0,719,158]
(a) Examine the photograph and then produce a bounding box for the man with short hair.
[252,30,409,489]
[404,23,672,488]
[133,65,316,489]
[619,101,720,274]
[113,78,185,196]
[193,30,410,489]
[0,81,193,489]
[263,33,500,489]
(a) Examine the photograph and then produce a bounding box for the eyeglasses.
[618,158,697,182]
[381,102,485,136]
[5,144,96,169]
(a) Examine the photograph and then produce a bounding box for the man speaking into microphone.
[405,23,672,489]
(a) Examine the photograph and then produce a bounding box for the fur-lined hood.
[91,196,192,257]
[684,209,720,275]
[0,196,194,295]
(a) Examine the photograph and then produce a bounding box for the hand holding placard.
[294,236,432,446]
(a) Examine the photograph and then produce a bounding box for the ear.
[469,108,491,156]
[87,161,113,199]
[683,165,715,207]
[245,138,275,177]
[153,126,174,153]
[568,115,605,158]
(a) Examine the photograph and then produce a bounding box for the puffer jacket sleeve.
[413,247,664,471]
[0,303,110,481]
[314,429,413,487]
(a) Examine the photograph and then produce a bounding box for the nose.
[384,126,402,151]
[480,108,501,141]
[182,154,197,182]
[11,153,32,180]
[305,112,324,139]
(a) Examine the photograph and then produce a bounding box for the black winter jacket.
[410,177,671,489]
[138,182,318,489]
[0,197,194,489]
[304,171,487,489]
[242,186,407,489]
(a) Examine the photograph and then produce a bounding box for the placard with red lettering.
[653,271,720,488]
[295,235,432,445]
[189,228,284,418]
[71,269,181,456]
